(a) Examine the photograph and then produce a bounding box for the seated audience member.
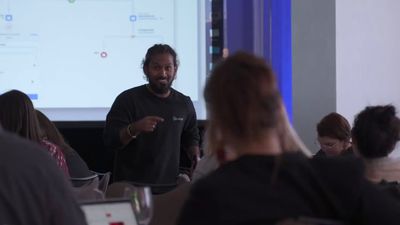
[352,105,400,183]
[0,125,87,224]
[0,90,69,176]
[314,112,353,157]
[36,109,92,178]
[177,52,400,225]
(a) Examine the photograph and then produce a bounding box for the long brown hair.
[204,52,310,156]
[0,90,42,143]
[36,109,73,154]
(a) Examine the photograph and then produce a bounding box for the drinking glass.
[124,186,153,225]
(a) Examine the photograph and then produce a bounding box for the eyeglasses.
[314,139,340,149]
[314,139,340,150]
[315,139,352,150]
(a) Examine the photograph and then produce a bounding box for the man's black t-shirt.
[104,85,199,191]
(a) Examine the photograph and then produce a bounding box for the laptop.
[81,199,138,225]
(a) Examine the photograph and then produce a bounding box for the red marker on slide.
[100,51,108,58]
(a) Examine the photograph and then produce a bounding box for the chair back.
[72,176,105,201]
[70,171,98,187]
[71,170,111,201]
[96,171,111,193]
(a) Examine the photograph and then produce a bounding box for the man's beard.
[148,79,172,95]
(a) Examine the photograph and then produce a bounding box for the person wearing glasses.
[104,44,200,194]
[314,112,353,157]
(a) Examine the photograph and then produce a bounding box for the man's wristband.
[126,124,137,138]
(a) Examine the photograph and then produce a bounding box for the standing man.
[104,44,200,194]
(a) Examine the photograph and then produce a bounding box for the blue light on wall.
[226,0,293,121]
[269,0,292,121]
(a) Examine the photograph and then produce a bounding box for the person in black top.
[352,105,400,200]
[104,44,200,194]
[176,52,400,225]
[0,126,87,225]
[314,112,353,157]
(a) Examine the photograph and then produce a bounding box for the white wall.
[336,0,400,121]
[292,0,400,154]
[336,0,400,156]
[292,0,336,153]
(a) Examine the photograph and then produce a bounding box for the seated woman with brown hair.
[35,109,92,178]
[314,112,353,157]
[0,90,69,176]
[176,52,400,225]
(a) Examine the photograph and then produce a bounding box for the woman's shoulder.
[40,139,60,152]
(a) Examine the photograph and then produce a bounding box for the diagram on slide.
[0,0,199,108]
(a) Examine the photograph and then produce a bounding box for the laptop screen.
[81,199,138,225]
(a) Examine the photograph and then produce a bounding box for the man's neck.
[146,84,171,98]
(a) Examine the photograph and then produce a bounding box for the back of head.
[205,52,280,143]
[204,52,305,157]
[0,90,41,143]
[352,105,400,158]
[317,112,351,142]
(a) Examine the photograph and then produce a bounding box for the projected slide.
[0,0,204,120]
